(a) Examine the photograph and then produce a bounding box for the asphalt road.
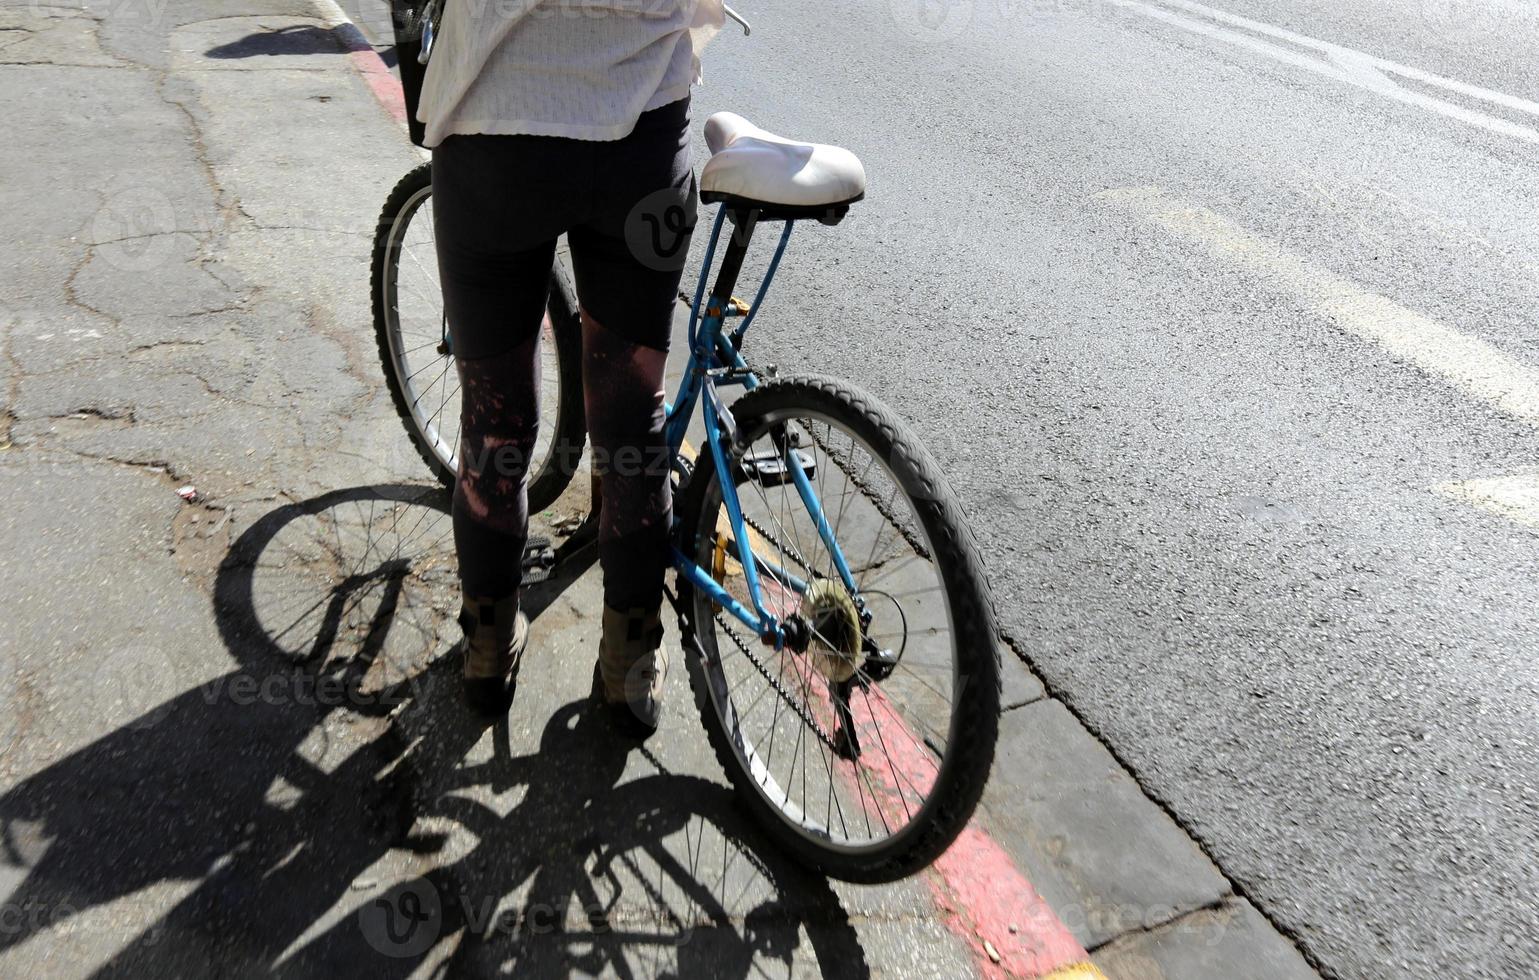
[348,1,1539,975]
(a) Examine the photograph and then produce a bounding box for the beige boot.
[597,605,668,732]
[459,594,528,716]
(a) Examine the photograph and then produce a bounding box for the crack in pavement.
[1,314,19,449]
[35,444,185,484]
[1083,894,1231,955]
[48,406,138,424]
[61,247,123,328]
[127,339,208,353]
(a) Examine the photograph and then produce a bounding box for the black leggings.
[433,98,695,611]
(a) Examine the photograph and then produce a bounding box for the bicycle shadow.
[0,484,870,978]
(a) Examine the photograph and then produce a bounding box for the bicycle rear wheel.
[676,375,1001,882]
[371,162,585,510]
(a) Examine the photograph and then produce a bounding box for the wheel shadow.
[0,484,870,978]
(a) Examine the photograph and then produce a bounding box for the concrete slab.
[979,698,1230,950]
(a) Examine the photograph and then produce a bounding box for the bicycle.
[371,111,1001,883]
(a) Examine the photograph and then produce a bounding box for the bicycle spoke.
[399,337,443,357]
[855,683,935,806]
[396,274,439,311]
[408,359,454,411]
[404,236,439,284]
[404,351,450,388]
[828,430,866,581]
[434,356,451,430]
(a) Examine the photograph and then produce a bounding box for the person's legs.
[575,284,674,614]
[568,97,695,728]
[432,133,582,711]
[450,333,541,713]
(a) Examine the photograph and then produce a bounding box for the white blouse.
[416,0,724,147]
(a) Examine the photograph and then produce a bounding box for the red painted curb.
[326,15,407,124]
[843,683,1088,977]
[930,822,1087,977]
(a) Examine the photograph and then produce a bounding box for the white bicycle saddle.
[700,112,867,212]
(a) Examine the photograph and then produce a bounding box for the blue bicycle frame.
[664,206,860,651]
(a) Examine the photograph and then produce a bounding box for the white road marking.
[1098,185,1539,428]
[1434,474,1539,528]
[1101,185,1539,527]
[1110,0,1539,145]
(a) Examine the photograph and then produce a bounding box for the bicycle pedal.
[520,536,557,583]
[740,448,814,486]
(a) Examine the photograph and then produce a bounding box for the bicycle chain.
[740,510,817,578]
[712,610,839,754]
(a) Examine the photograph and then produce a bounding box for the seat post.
[706,208,759,310]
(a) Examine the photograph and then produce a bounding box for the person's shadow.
[0,484,869,977]
[204,25,355,60]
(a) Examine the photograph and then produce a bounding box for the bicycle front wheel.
[676,375,1001,882]
[370,162,585,510]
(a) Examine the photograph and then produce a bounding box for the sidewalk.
[0,0,1317,975]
